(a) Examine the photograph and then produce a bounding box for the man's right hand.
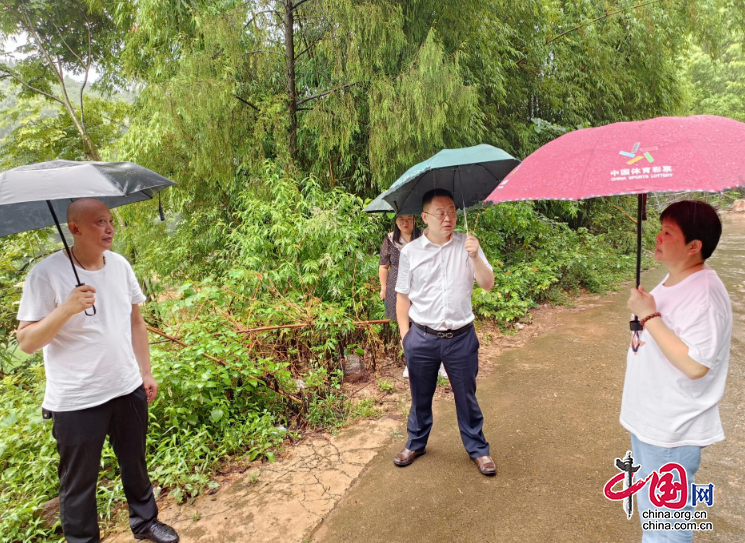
[399,328,409,350]
[62,285,96,315]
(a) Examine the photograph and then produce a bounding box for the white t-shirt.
[620,267,732,447]
[395,232,492,331]
[17,250,147,411]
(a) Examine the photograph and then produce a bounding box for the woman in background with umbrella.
[379,215,421,317]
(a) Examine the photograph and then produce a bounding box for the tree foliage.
[0,95,129,168]
[0,0,133,159]
[1,1,744,541]
[686,37,745,122]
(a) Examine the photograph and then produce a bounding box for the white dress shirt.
[395,231,492,331]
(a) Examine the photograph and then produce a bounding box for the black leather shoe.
[134,520,180,543]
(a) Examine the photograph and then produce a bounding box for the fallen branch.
[146,325,224,365]
[146,325,302,405]
[239,319,391,334]
[603,198,637,224]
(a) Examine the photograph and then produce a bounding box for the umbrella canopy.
[486,115,745,204]
[364,144,520,215]
[0,160,176,237]
[0,160,176,316]
[364,192,395,213]
[483,115,745,339]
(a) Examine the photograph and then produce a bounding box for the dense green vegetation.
[1,0,744,540]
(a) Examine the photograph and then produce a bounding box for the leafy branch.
[546,0,665,44]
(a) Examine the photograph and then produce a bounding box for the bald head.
[67,198,110,224]
[66,198,116,252]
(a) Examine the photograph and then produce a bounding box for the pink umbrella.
[485,115,745,332]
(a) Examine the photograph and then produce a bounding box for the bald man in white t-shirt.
[16,199,178,543]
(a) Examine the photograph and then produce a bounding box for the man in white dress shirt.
[393,189,497,475]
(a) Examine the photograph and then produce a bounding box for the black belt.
[412,321,474,339]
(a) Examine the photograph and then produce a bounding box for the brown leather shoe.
[393,448,426,467]
[473,455,497,476]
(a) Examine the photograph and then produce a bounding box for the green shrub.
[0,165,657,542]
[0,364,61,543]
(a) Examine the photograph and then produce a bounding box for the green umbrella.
[363,144,519,219]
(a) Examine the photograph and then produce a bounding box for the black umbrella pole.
[630,193,647,332]
[46,201,97,316]
[46,201,83,287]
[635,193,643,288]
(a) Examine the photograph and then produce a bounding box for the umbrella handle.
[76,281,97,316]
[457,167,469,235]
[629,193,648,335]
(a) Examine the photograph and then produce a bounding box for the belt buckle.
[437,331,454,339]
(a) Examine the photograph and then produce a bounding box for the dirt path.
[106,418,400,543]
[311,216,745,543]
[105,217,744,543]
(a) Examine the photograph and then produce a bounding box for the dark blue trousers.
[403,325,490,458]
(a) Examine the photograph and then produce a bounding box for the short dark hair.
[422,188,454,209]
[659,200,722,260]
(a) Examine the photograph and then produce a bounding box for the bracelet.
[640,312,661,328]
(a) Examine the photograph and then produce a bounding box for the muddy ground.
[106,215,745,543]
[311,215,745,543]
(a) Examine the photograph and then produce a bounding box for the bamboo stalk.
[238,319,391,334]
[604,198,637,224]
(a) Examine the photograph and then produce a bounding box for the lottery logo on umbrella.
[610,143,673,182]
[620,142,658,164]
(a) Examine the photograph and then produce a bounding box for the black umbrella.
[0,160,176,315]
[363,144,520,216]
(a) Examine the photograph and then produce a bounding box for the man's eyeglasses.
[424,209,457,220]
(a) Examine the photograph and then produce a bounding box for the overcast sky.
[2,32,101,83]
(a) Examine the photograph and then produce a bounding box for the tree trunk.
[57,83,101,161]
[284,0,297,161]
[81,133,101,161]
[23,18,102,161]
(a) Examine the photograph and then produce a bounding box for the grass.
[376,377,395,394]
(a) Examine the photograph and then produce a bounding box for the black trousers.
[402,325,490,458]
[51,386,158,543]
